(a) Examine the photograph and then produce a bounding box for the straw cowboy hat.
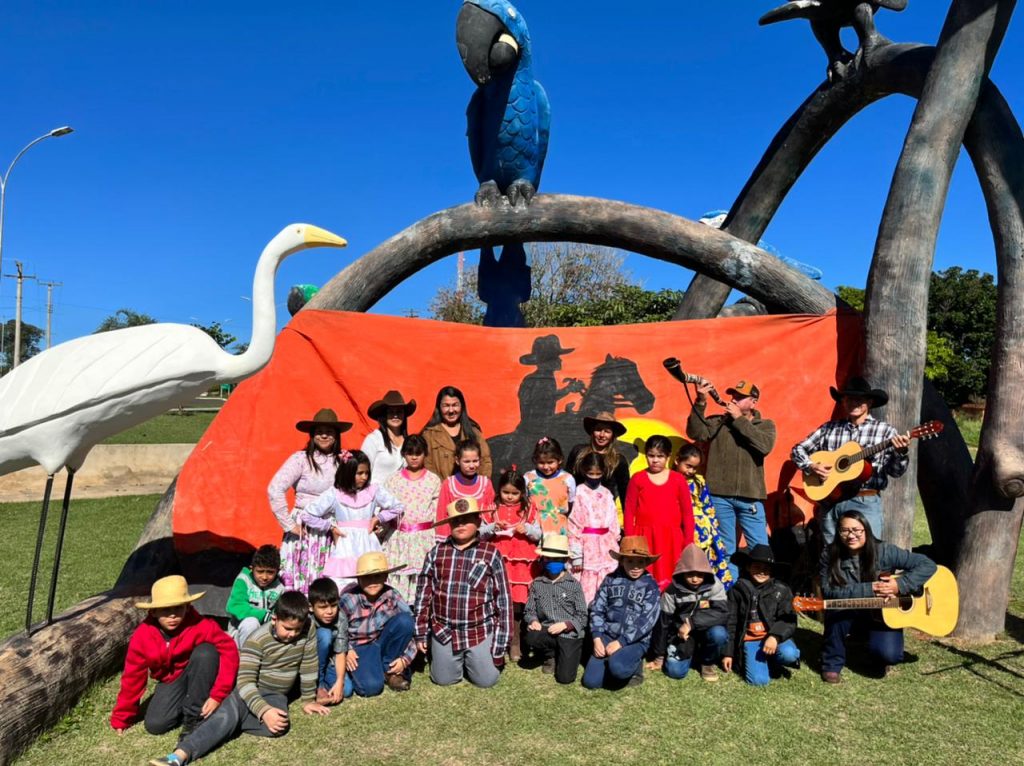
[609,536,661,565]
[829,376,889,408]
[367,390,417,420]
[134,575,205,610]
[355,551,404,577]
[431,496,483,528]
[582,411,627,438]
[535,533,571,559]
[519,335,574,365]
[295,407,353,434]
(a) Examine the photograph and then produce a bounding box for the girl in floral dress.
[524,437,576,537]
[266,408,351,593]
[567,453,620,604]
[383,435,441,604]
[299,450,404,583]
[674,443,733,588]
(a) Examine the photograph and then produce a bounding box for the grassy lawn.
[102,412,218,445]
[4,497,1021,765]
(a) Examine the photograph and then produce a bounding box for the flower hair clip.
[537,437,551,445]
[339,449,354,462]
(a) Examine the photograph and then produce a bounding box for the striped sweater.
[238,621,318,719]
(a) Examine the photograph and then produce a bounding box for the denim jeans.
[741,638,800,686]
[144,643,220,734]
[822,611,903,673]
[711,495,770,581]
[821,494,883,545]
[581,641,646,689]
[346,612,415,697]
[663,625,729,680]
[316,625,353,698]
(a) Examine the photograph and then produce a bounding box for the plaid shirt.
[791,415,909,491]
[337,586,417,663]
[523,573,588,638]
[413,537,512,658]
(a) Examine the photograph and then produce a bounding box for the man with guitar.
[791,377,911,544]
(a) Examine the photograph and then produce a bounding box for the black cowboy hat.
[730,544,776,567]
[829,376,889,408]
[519,335,574,365]
[295,408,353,434]
[367,390,417,420]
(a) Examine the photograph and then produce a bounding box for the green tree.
[1,319,44,373]
[95,308,157,333]
[836,285,865,312]
[191,321,240,352]
[927,267,996,404]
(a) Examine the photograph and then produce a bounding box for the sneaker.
[821,671,842,684]
[149,755,184,766]
[385,672,411,692]
[626,670,644,688]
[700,665,719,682]
[542,658,556,675]
[882,664,898,679]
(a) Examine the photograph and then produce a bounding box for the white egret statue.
[0,223,347,632]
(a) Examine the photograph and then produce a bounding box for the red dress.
[624,470,695,590]
[487,502,541,604]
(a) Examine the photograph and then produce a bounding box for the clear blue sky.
[0,1,1020,347]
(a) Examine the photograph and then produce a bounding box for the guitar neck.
[825,596,909,610]
[850,436,899,463]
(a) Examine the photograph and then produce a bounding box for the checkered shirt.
[791,415,909,491]
[337,585,416,663]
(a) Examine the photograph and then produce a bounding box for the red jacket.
[110,607,239,730]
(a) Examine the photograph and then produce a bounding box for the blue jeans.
[316,626,353,698]
[712,496,770,581]
[581,641,646,689]
[741,638,800,686]
[822,611,903,673]
[346,611,415,697]
[821,494,883,545]
[663,625,729,680]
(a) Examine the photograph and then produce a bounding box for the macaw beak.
[456,2,517,86]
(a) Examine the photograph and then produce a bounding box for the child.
[308,577,346,705]
[337,552,418,696]
[434,439,496,539]
[524,436,576,536]
[300,449,404,581]
[111,576,239,738]
[227,544,286,648]
[582,536,661,690]
[624,435,695,590]
[674,444,733,589]
[650,545,729,682]
[523,534,588,684]
[148,592,329,766]
[722,545,800,686]
[567,452,620,604]
[414,497,513,689]
[481,466,541,661]
[383,434,442,604]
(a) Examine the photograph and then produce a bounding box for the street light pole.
[0,126,75,313]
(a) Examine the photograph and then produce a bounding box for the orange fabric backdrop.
[173,309,863,554]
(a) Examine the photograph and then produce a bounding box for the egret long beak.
[303,225,348,248]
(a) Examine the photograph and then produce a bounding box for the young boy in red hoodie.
[110,576,239,737]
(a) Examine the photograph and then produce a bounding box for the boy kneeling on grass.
[148,591,329,766]
[111,576,238,738]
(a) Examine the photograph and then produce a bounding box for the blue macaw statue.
[456,0,550,207]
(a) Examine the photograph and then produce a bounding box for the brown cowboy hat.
[296,408,353,434]
[367,390,417,420]
[609,535,661,565]
[583,411,627,439]
[519,335,574,365]
[430,496,483,528]
[829,377,889,408]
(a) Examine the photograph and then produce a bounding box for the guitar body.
[880,565,959,637]
[803,442,872,502]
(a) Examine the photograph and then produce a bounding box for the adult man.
[687,379,776,581]
[791,377,911,543]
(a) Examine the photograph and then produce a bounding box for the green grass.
[953,413,983,450]
[0,495,158,639]
[7,503,1024,766]
[102,412,218,445]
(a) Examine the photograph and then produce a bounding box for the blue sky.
[0,1,1020,348]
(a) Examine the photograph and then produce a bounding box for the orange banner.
[173,309,863,554]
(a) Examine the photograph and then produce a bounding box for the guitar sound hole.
[836,457,849,471]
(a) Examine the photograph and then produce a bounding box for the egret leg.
[26,475,56,634]
[45,468,76,626]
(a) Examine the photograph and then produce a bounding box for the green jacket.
[227,567,284,628]
[686,401,776,500]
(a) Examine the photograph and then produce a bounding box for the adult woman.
[421,386,492,480]
[818,510,937,684]
[360,390,416,485]
[566,411,631,508]
[267,408,352,593]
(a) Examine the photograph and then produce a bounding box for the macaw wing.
[534,80,551,186]
[467,88,485,182]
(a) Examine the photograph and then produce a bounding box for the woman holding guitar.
[819,510,936,684]
[791,377,911,543]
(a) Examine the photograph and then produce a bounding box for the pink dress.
[267,450,339,593]
[382,468,442,604]
[434,474,495,539]
[482,503,541,605]
[567,483,620,604]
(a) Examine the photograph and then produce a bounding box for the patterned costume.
[567,483,620,604]
[382,468,442,604]
[482,502,541,604]
[434,474,496,538]
[687,473,733,588]
[524,468,576,536]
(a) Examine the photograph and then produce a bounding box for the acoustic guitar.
[802,420,944,502]
[792,565,959,637]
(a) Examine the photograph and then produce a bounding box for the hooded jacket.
[589,568,660,650]
[723,575,797,668]
[653,545,728,655]
[226,566,284,629]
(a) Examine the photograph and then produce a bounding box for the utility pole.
[38,279,62,349]
[4,260,37,368]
